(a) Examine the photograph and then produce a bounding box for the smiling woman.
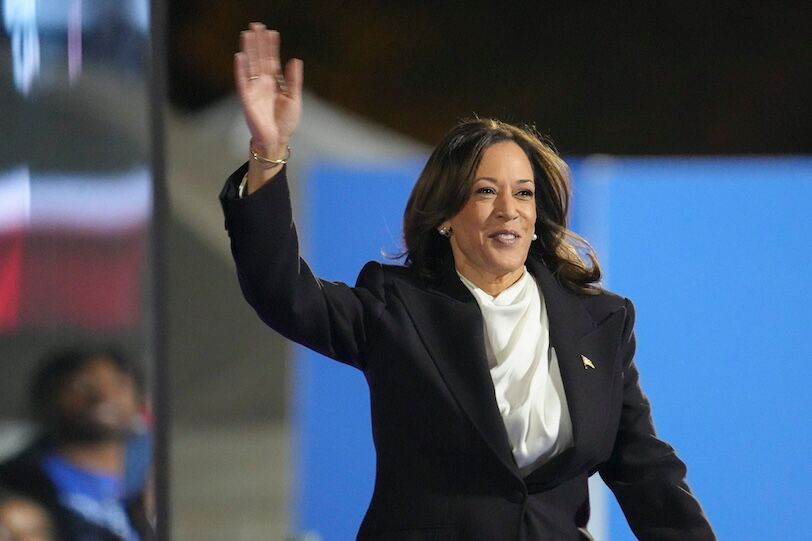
[219,22,716,541]
[440,141,538,295]
[402,118,600,295]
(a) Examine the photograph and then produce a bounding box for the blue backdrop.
[293,156,812,540]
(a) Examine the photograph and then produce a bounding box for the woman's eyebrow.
[473,177,534,184]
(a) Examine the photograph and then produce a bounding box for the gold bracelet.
[249,139,291,168]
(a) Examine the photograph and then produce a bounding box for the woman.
[220,23,715,540]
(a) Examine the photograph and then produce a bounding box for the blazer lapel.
[528,259,596,450]
[393,266,519,477]
[525,258,626,486]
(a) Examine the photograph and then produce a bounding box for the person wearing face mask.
[219,23,715,541]
[0,348,152,541]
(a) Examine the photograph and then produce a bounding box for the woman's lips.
[489,230,520,245]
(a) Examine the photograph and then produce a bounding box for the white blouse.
[458,268,573,475]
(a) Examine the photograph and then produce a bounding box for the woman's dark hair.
[29,346,144,424]
[402,117,601,294]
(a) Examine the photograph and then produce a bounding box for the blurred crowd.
[0,347,153,541]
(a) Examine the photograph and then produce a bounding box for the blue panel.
[574,157,812,540]
[294,159,424,539]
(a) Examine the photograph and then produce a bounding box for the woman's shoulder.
[350,262,430,309]
[529,256,631,316]
[574,284,635,330]
[579,283,628,305]
[356,261,419,287]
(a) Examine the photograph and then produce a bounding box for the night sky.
[168,1,810,154]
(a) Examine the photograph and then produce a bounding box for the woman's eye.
[475,187,496,195]
[516,190,534,198]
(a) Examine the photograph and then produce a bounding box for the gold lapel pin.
[581,355,596,370]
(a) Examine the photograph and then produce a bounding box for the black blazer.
[220,164,715,541]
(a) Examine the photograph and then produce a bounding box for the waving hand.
[234,23,303,192]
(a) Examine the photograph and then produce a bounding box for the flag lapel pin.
[581,355,596,370]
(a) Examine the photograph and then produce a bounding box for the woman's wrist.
[251,137,289,156]
[250,139,290,166]
[244,140,289,196]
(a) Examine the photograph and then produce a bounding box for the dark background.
[168,1,810,155]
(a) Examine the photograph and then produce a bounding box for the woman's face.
[446,141,536,294]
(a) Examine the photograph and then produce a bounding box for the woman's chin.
[473,261,526,283]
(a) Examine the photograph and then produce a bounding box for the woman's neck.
[456,265,525,297]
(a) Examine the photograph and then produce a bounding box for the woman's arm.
[221,165,385,368]
[221,25,385,368]
[599,299,716,540]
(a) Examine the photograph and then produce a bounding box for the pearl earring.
[532,233,538,241]
[437,226,452,237]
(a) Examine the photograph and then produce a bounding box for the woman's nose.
[494,194,518,220]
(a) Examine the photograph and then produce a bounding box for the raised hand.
[234,23,303,160]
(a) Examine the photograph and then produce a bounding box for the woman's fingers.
[246,22,280,79]
[233,52,251,97]
[234,52,246,94]
[263,30,281,75]
[284,58,304,100]
[241,24,286,85]
[240,29,259,79]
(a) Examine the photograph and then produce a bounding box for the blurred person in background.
[220,23,715,540]
[0,487,56,541]
[0,348,152,541]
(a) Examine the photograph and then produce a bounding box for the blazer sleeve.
[599,298,716,540]
[219,163,386,369]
